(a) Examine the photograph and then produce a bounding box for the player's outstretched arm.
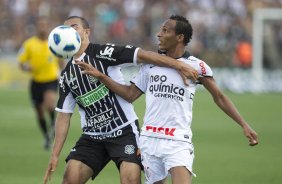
[74,60,142,103]
[136,49,198,85]
[200,77,258,146]
[44,112,72,184]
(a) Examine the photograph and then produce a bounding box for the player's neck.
[37,33,47,40]
[74,41,90,58]
[165,46,185,59]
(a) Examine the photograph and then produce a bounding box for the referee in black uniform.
[44,16,198,184]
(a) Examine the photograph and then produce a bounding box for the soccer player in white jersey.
[43,16,198,184]
[74,15,258,184]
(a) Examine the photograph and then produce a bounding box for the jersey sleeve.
[17,41,29,64]
[130,64,149,93]
[197,60,213,78]
[96,43,138,66]
[55,73,76,113]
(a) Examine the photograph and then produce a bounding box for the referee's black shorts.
[30,80,58,107]
[66,121,141,179]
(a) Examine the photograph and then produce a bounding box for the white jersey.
[131,52,213,143]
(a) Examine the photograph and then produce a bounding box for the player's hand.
[43,156,59,184]
[20,63,32,72]
[73,60,103,78]
[178,62,198,85]
[243,125,258,146]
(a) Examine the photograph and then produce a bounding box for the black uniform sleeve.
[95,43,138,66]
[56,71,75,112]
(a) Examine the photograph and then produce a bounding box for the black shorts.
[66,121,141,179]
[30,80,58,107]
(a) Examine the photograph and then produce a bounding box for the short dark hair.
[169,15,193,46]
[65,16,90,29]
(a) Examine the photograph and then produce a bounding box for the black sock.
[38,118,48,138]
[49,111,55,127]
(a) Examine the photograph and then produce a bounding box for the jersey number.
[100,46,114,57]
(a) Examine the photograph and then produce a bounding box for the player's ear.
[176,34,184,43]
[84,28,90,37]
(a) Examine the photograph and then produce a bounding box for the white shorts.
[139,136,196,184]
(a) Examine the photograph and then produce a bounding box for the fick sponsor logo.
[199,62,206,75]
[146,125,176,136]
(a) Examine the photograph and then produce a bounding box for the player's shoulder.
[92,42,125,49]
[139,63,153,70]
[18,36,39,53]
[84,42,100,53]
[182,54,205,65]
[89,42,137,54]
[60,60,72,73]
[86,42,116,52]
[22,36,37,46]
[26,36,37,41]
[82,43,104,59]
[85,43,118,55]
[180,52,213,77]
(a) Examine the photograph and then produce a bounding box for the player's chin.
[158,44,166,51]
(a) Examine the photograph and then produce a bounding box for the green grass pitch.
[0,89,281,184]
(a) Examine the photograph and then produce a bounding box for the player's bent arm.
[75,60,142,102]
[200,77,258,146]
[44,112,72,184]
[97,74,142,103]
[200,77,247,127]
[136,49,198,83]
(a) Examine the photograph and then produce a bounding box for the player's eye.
[70,24,79,29]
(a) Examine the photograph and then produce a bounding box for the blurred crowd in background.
[0,0,282,68]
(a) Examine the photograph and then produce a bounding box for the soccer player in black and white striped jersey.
[73,15,259,184]
[43,16,198,184]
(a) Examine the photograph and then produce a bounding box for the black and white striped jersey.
[56,43,139,135]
